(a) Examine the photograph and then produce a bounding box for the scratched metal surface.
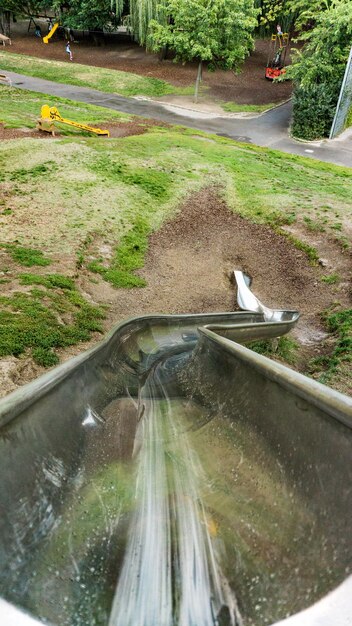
[0,312,351,626]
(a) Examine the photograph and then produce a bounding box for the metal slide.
[0,274,351,626]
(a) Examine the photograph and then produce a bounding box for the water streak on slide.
[109,359,240,626]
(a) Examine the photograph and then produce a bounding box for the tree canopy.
[129,0,166,46]
[0,0,51,17]
[287,0,352,139]
[257,0,335,33]
[149,0,258,69]
[52,0,120,31]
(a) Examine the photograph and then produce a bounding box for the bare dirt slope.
[2,186,349,397]
[82,186,349,326]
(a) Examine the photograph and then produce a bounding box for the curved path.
[5,70,352,167]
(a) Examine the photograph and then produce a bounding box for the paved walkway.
[5,71,352,168]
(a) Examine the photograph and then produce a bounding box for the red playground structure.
[265,26,289,80]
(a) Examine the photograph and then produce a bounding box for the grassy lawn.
[221,102,281,114]
[0,85,131,129]
[0,50,194,98]
[1,87,351,387]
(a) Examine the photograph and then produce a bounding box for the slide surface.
[43,22,59,44]
[0,295,351,625]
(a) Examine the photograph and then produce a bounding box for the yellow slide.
[43,22,59,44]
[39,105,110,136]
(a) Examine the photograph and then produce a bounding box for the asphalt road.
[5,71,352,168]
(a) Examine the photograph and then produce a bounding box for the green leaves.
[129,0,168,46]
[257,0,335,33]
[0,0,51,17]
[288,0,352,139]
[51,0,120,31]
[149,0,258,69]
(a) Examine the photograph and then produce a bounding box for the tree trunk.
[158,44,168,62]
[194,60,203,103]
[0,10,11,37]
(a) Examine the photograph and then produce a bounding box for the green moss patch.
[0,278,104,366]
[246,336,298,365]
[310,308,352,384]
[88,218,150,288]
[19,273,75,290]
[1,244,51,267]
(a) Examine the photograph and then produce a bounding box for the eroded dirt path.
[78,188,350,390]
[82,187,348,320]
[1,186,350,397]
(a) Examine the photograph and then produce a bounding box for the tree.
[256,0,335,35]
[149,0,258,100]
[256,0,291,33]
[285,0,352,139]
[0,0,50,15]
[51,0,123,32]
[0,0,51,35]
[129,0,166,46]
[285,0,334,29]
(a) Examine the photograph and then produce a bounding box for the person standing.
[65,41,73,61]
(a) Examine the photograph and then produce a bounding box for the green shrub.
[287,2,352,140]
[291,85,337,141]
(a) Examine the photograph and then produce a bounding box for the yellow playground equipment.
[37,105,110,137]
[43,22,59,44]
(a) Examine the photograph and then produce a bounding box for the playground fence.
[330,46,352,139]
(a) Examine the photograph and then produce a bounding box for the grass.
[88,217,149,288]
[321,273,340,285]
[0,85,130,130]
[0,50,193,98]
[309,308,352,386]
[246,336,298,365]
[1,112,351,282]
[1,88,352,379]
[19,273,75,289]
[0,243,51,266]
[303,216,325,232]
[0,277,104,366]
[221,101,280,114]
[276,231,319,265]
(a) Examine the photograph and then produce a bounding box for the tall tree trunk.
[194,60,203,103]
[0,10,11,37]
[158,44,168,61]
